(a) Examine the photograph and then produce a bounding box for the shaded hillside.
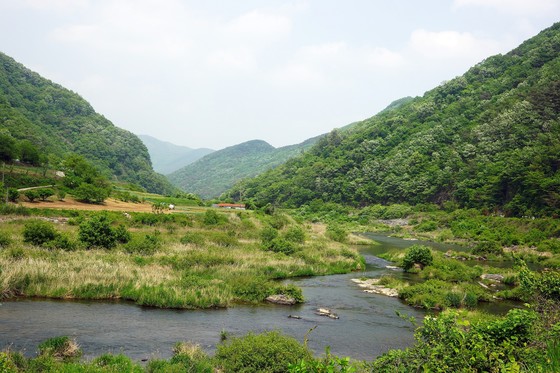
[0,52,173,194]
[138,135,214,174]
[227,23,560,216]
[168,137,320,199]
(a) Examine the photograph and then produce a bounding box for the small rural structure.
[212,203,246,210]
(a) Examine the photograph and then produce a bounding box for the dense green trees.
[227,23,560,217]
[0,52,175,194]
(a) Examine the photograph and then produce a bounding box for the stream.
[0,234,515,361]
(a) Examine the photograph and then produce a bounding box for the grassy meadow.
[0,205,363,309]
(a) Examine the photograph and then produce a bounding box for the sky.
[0,1,558,150]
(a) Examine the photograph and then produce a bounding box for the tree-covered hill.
[226,23,560,216]
[138,134,214,174]
[0,52,174,194]
[168,137,320,199]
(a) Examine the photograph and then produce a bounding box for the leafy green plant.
[0,231,12,248]
[38,336,82,362]
[402,245,433,271]
[326,224,348,243]
[124,231,162,255]
[180,232,205,246]
[24,189,39,202]
[215,331,310,373]
[37,188,54,201]
[22,220,58,246]
[78,214,118,249]
[7,188,19,202]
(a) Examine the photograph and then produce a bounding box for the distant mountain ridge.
[167,137,321,199]
[0,52,173,194]
[138,135,214,174]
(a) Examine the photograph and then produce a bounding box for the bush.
[284,226,306,243]
[326,224,348,243]
[402,245,433,271]
[38,336,82,362]
[215,331,310,373]
[180,232,205,246]
[0,231,12,248]
[23,220,58,246]
[24,189,39,202]
[124,231,162,255]
[37,188,54,201]
[472,241,503,256]
[74,182,110,204]
[92,354,143,372]
[264,238,297,255]
[114,224,131,244]
[7,188,19,202]
[78,214,118,249]
[43,234,78,251]
[415,220,438,232]
[202,209,227,225]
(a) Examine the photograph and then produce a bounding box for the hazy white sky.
[0,1,558,150]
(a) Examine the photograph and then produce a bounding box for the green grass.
[0,209,362,308]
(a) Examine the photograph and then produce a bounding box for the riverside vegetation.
[0,205,363,308]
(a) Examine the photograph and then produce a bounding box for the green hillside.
[168,137,320,199]
[0,52,174,194]
[227,23,560,216]
[138,134,214,174]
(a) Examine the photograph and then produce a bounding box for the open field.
[19,197,155,212]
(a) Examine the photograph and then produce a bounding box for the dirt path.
[19,197,155,212]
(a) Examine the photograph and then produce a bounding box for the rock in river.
[265,294,296,305]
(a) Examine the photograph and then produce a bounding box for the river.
[0,234,512,361]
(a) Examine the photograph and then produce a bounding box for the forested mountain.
[226,23,560,216]
[0,52,174,194]
[138,135,214,174]
[168,137,320,199]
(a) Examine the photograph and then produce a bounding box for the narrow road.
[17,185,55,191]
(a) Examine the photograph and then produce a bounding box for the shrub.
[261,226,279,244]
[37,188,54,201]
[74,182,110,204]
[0,352,17,373]
[415,220,438,232]
[24,189,39,202]
[202,209,227,225]
[284,226,306,243]
[78,214,118,249]
[114,224,131,244]
[264,238,297,255]
[402,245,433,271]
[326,224,348,243]
[7,188,19,202]
[92,354,142,372]
[124,231,161,255]
[0,231,12,248]
[23,220,58,246]
[215,331,310,373]
[56,189,66,201]
[38,336,82,362]
[43,234,78,251]
[472,241,503,256]
[180,232,205,246]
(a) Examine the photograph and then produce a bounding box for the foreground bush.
[38,336,82,362]
[215,331,310,373]
[78,214,127,249]
[22,220,58,246]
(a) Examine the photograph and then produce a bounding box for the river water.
[0,234,512,361]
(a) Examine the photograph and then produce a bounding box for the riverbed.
[0,234,511,361]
